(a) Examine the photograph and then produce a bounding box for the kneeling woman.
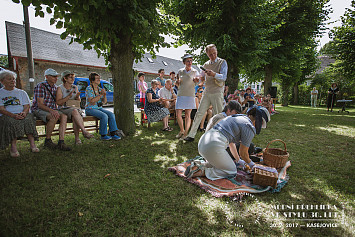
[185,107,269,180]
[85,72,121,140]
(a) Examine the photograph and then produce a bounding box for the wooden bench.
[140,108,177,128]
[36,116,99,137]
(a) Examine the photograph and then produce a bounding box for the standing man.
[158,79,176,109]
[311,87,318,107]
[185,44,228,142]
[156,69,165,89]
[31,68,71,151]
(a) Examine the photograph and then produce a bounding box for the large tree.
[14,0,170,135]
[328,0,355,80]
[164,0,279,92]
[261,0,329,96]
[291,41,319,105]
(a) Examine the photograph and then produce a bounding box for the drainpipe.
[23,5,35,97]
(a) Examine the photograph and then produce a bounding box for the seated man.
[31,68,71,151]
[158,79,177,109]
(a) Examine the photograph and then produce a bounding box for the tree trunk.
[227,65,239,93]
[264,64,272,96]
[282,84,290,106]
[293,83,299,105]
[110,37,136,135]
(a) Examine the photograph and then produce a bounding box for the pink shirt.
[138,81,148,98]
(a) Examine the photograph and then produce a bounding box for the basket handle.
[265,139,287,152]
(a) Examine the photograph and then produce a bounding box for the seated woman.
[261,96,272,114]
[185,106,269,180]
[227,90,241,104]
[144,80,172,131]
[85,72,121,141]
[56,71,94,144]
[0,70,39,157]
[255,94,262,104]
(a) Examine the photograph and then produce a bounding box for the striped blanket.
[168,156,291,198]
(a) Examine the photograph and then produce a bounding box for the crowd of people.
[0,69,121,157]
[226,88,276,115]
[135,44,273,180]
[0,42,345,182]
[1,43,272,181]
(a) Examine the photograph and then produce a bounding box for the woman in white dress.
[175,54,200,139]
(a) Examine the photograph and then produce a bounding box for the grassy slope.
[0,106,354,236]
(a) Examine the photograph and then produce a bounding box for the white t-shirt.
[239,95,245,103]
[311,90,318,95]
[0,88,30,116]
[158,87,175,100]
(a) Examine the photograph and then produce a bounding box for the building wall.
[15,57,112,93]
[242,82,263,94]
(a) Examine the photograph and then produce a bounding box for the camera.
[200,66,207,71]
[97,101,103,107]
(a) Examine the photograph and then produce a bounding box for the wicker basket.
[253,165,278,188]
[263,139,289,168]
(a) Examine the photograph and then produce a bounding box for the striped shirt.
[31,81,58,112]
[214,115,256,147]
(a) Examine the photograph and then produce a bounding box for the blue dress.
[144,88,170,123]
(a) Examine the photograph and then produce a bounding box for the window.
[77,81,88,91]
[147,57,154,63]
[162,61,168,66]
[103,83,114,92]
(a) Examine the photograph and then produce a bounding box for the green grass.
[0,106,354,236]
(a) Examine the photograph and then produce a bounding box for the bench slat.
[36,116,99,137]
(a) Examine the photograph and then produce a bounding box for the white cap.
[44,68,59,77]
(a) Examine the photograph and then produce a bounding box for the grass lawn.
[0,106,354,236]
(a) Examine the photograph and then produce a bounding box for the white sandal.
[31,147,40,153]
[176,131,184,139]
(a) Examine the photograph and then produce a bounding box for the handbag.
[66,99,81,108]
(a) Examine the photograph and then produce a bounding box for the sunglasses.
[198,91,203,93]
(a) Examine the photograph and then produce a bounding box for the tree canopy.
[328,0,355,80]
[164,0,330,97]
[163,0,280,91]
[14,0,172,135]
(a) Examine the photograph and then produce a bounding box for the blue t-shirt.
[244,93,254,99]
[156,77,165,87]
[214,115,256,147]
[85,85,103,109]
[195,85,205,93]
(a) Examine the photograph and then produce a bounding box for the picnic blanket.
[168,156,291,199]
